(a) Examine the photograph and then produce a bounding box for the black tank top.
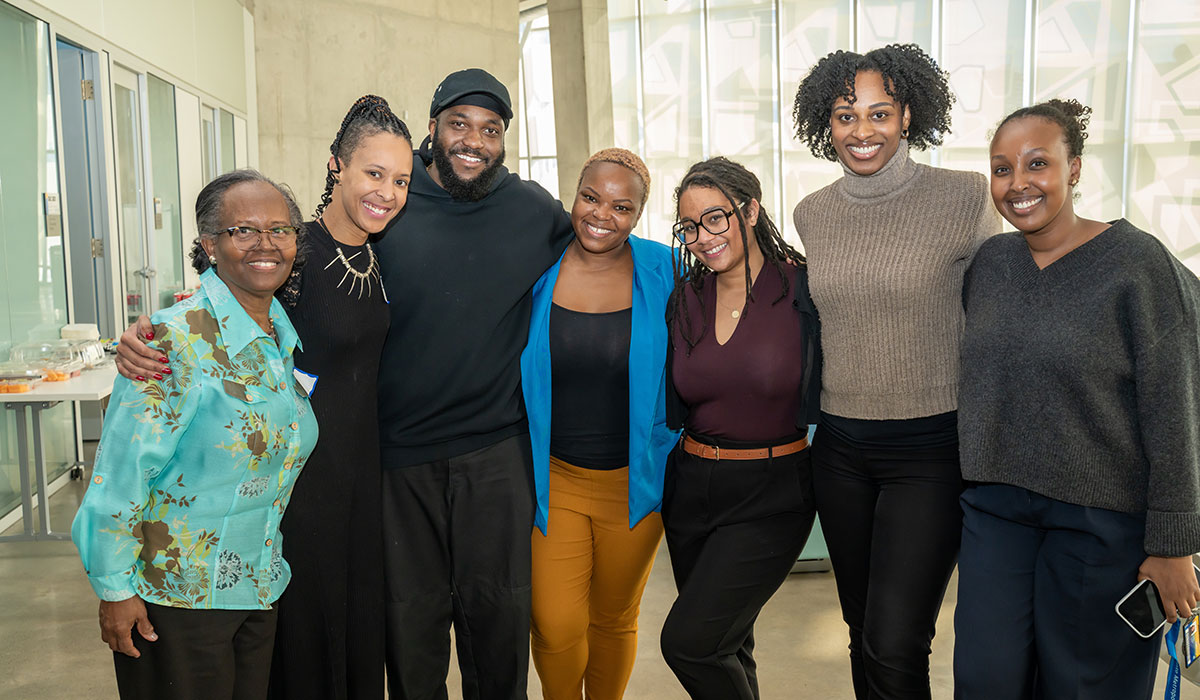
[549,303,631,469]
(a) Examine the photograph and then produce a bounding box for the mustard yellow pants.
[530,457,664,700]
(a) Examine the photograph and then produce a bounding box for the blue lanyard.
[1166,620,1182,700]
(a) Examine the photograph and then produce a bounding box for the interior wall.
[28,0,249,112]
[252,0,521,216]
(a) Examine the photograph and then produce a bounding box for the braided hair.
[668,157,805,352]
[792,43,954,161]
[314,95,412,219]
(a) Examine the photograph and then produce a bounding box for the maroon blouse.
[672,266,806,443]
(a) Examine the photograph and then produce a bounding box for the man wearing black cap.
[374,68,573,699]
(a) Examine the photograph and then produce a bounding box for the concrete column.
[546,0,614,202]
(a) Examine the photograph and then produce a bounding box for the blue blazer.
[521,235,680,535]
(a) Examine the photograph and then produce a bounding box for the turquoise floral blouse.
[72,269,318,610]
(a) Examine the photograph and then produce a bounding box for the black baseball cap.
[429,68,513,125]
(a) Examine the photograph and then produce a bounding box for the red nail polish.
[154,373,163,380]
[162,369,172,375]
[145,332,154,340]
[158,357,168,363]
[135,376,145,381]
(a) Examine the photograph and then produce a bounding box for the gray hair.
[190,169,307,275]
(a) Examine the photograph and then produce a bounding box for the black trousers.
[381,434,535,700]
[954,484,1158,700]
[112,601,276,700]
[811,426,962,700]
[660,444,816,700]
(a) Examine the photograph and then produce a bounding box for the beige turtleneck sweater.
[793,141,1001,420]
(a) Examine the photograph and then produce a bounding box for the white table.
[0,362,116,542]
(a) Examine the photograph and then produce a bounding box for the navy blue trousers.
[954,484,1160,700]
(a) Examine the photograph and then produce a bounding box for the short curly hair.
[576,147,651,210]
[994,98,1091,160]
[792,43,955,161]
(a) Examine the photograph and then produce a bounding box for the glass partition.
[939,0,1028,175]
[112,66,149,326]
[0,2,76,514]
[147,74,184,309]
[219,108,235,175]
[1128,1,1200,274]
[201,105,218,182]
[599,0,1200,258]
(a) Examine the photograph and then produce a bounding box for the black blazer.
[665,263,823,433]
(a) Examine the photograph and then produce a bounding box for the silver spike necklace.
[317,218,388,303]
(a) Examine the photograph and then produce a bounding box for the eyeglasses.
[211,226,299,251]
[672,204,743,245]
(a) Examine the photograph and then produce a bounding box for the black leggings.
[811,426,962,700]
[660,445,816,700]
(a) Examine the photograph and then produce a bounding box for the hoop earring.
[901,128,910,139]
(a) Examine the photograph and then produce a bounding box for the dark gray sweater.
[959,219,1200,557]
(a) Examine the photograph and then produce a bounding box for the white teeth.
[1011,196,1043,211]
[702,243,728,256]
[455,153,483,164]
[586,223,614,235]
[248,261,278,270]
[848,144,881,155]
[363,202,387,215]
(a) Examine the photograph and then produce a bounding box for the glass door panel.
[219,108,235,174]
[146,74,183,310]
[57,39,115,338]
[112,65,151,324]
[0,3,76,514]
[201,105,218,182]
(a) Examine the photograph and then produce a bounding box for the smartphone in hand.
[1115,563,1200,638]
[1116,579,1167,638]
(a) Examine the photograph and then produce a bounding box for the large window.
[518,5,560,200]
[590,0,1200,272]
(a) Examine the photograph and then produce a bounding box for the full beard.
[431,133,506,202]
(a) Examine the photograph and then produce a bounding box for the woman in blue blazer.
[520,148,678,700]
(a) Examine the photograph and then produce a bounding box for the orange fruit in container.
[43,368,69,382]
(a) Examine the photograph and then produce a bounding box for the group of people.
[69,40,1200,700]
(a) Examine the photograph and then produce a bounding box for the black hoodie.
[375,147,572,467]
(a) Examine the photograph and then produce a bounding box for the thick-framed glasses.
[672,204,742,245]
[211,226,299,251]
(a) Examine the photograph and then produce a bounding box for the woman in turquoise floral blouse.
[72,170,319,700]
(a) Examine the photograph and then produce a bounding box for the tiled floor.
[1,475,1189,699]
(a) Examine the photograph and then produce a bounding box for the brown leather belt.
[681,434,809,461]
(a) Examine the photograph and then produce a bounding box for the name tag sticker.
[1184,614,1199,668]
[293,368,318,397]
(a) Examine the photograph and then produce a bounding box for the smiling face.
[200,180,297,303]
[830,71,911,176]
[570,161,644,256]
[427,104,506,200]
[989,116,1081,234]
[327,131,413,237]
[679,186,760,275]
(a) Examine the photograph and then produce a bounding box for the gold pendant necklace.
[716,295,743,319]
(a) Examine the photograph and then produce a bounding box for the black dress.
[268,220,390,700]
